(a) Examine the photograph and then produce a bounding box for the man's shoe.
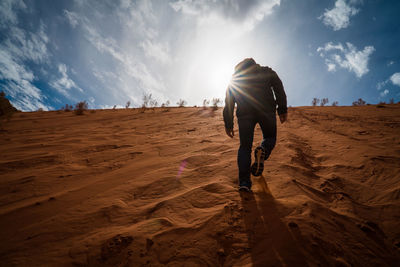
[239,185,252,192]
[251,146,265,176]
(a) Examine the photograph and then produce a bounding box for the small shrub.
[142,93,153,108]
[113,105,117,110]
[389,98,394,104]
[74,101,88,115]
[203,99,210,109]
[62,104,73,112]
[332,101,339,106]
[352,98,366,106]
[37,108,44,112]
[320,98,329,106]
[149,99,158,108]
[312,98,319,106]
[212,98,221,110]
[126,101,131,109]
[161,100,170,112]
[177,99,187,107]
[161,100,170,108]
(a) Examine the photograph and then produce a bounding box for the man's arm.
[223,86,235,135]
[270,71,287,116]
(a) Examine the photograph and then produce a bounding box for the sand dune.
[1,105,400,266]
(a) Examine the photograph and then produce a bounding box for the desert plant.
[142,93,153,108]
[320,98,329,106]
[161,100,170,108]
[74,101,88,115]
[149,99,158,108]
[161,100,170,112]
[37,108,44,112]
[126,101,131,109]
[332,101,339,106]
[62,104,73,111]
[212,98,221,110]
[389,98,394,104]
[312,98,320,106]
[352,98,366,106]
[203,99,210,109]
[177,99,187,107]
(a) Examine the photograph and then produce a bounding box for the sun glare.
[180,16,252,103]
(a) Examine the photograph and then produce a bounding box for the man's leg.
[237,116,256,188]
[258,113,277,161]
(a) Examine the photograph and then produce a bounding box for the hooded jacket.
[223,59,287,129]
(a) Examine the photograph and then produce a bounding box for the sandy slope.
[0,105,399,266]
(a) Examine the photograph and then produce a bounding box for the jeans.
[237,113,277,188]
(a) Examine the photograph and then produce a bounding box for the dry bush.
[312,98,319,106]
[149,99,158,109]
[320,98,329,106]
[74,101,88,115]
[212,98,221,110]
[126,101,130,109]
[389,98,394,104]
[177,99,187,107]
[352,98,366,106]
[62,104,73,112]
[332,101,339,106]
[161,100,170,112]
[203,99,210,109]
[142,93,153,108]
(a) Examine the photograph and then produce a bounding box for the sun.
[209,58,235,91]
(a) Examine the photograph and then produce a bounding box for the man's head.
[234,58,257,74]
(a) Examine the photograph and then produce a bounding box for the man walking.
[223,58,287,192]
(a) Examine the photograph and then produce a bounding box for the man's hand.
[225,128,234,138]
[279,113,288,124]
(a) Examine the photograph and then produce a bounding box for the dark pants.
[237,113,277,188]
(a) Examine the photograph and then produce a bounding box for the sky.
[0,0,399,111]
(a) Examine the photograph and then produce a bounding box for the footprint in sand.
[100,234,133,261]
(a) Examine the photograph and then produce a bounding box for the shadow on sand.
[240,175,308,266]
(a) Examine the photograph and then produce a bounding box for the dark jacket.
[223,64,287,129]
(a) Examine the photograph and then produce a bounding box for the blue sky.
[0,0,399,111]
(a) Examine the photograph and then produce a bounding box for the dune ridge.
[0,105,399,266]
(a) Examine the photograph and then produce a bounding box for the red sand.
[1,105,400,266]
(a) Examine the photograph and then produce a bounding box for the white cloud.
[387,60,394,66]
[376,80,388,90]
[0,0,26,27]
[376,72,400,93]
[64,10,79,28]
[4,24,49,64]
[170,0,280,30]
[0,49,49,111]
[139,40,171,64]
[380,89,389,97]
[0,8,51,111]
[317,42,375,78]
[50,63,83,97]
[390,72,400,87]
[319,0,359,31]
[327,62,336,72]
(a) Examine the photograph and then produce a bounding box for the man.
[223,58,287,192]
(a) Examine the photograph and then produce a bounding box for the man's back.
[223,60,287,129]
